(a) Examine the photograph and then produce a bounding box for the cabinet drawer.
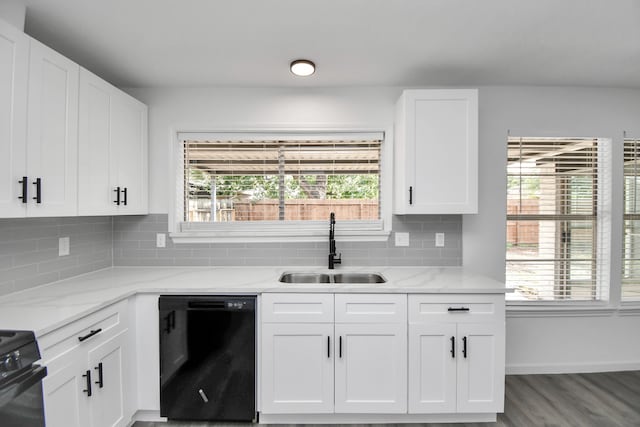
[39,299,128,362]
[408,294,504,324]
[335,294,407,324]
[262,293,333,323]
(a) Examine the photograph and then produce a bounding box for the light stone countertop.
[0,266,507,337]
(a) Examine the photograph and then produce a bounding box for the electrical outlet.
[435,233,445,247]
[395,232,410,247]
[59,237,70,256]
[156,233,166,248]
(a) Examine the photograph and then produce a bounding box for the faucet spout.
[329,212,341,269]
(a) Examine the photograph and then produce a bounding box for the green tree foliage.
[188,170,379,201]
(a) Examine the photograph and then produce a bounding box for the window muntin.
[506,137,609,302]
[182,135,382,224]
[622,138,640,301]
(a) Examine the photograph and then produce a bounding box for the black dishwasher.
[159,295,256,422]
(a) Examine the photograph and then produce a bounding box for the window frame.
[168,127,393,243]
[622,137,640,302]
[505,136,612,305]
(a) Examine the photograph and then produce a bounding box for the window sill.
[506,302,617,318]
[619,302,640,316]
[170,220,390,244]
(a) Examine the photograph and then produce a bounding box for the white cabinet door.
[78,67,148,215]
[456,323,504,413]
[111,91,148,214]
[87,330,128,427]
[43,352,90,427]
[78,69,113,215]
[334,323,407,413]
[26,38,79,216]
[0,18,29,217]
[408,323,456,413]
[261,323,334,414]
[394,89,478,214]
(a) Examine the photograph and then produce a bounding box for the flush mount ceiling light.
[290,59,315,77]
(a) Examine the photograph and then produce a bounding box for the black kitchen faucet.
[328,212,341,269]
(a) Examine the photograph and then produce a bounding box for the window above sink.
[170,129,393,244]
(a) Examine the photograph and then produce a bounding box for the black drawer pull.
[339,336,342,358]
[18,177,28,203]
[32,178,41,203]
[327,336,330,358]
[114,186,121,205]
[450,336,455,358]
[95,362,104,388]
[78,328,102,342]
[409,186,413,205]
[82,370,92,396]
[448,307,470,312]
[122,187,127,206]
[462,336,468,358]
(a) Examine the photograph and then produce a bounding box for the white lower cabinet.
[261,292,504,422]
[44,331,128,427]
[334,323,406,413]
[43,350,88,427]
[40,301,131,427]
[408,294,505,414]
[261,323,334,413]
[261,293,407,415]
[87,331,128,427]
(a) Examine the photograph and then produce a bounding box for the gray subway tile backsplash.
[113,214,462,268]
[0,216,113,296]
[0,213,462,297]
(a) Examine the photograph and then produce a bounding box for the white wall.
[129,85,640,373]
[0,3,26,30]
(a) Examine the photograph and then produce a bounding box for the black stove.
[0,330,47,427]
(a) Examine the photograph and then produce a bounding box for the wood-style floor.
[134,370,640,427]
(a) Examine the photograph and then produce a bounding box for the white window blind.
[182,135,382,224]
[622,138,640,301]
[506,137,610,301]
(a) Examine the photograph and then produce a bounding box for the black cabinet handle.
[82,370,92,397]
[18,177,28,203]
[114,186,121,205]
[450,336,455,358]
[409,186,413,205]
[94,362,104,388]
[122,187,127,206]
[78,328,102,342]
[448,307,470,312]
[339,336,342,358]
[32,178,41,203]
[327,336,330,358]
[462,336,468,358]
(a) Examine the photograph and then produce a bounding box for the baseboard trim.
[259,413,497,424]
[129,410,166,424]
[506,361,640,375]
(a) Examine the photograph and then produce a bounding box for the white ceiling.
[9,0,640,88]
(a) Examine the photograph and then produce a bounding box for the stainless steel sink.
[278,272,386,284]
[278,272,331,283]
[332,273,386,283]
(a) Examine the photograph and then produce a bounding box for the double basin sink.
[279,272,386,284]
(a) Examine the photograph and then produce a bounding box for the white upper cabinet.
[26,38,79,217]
[0,16,148,218]
[394,89,478,214]
[78,68,148,215]
[0,19,29,217]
